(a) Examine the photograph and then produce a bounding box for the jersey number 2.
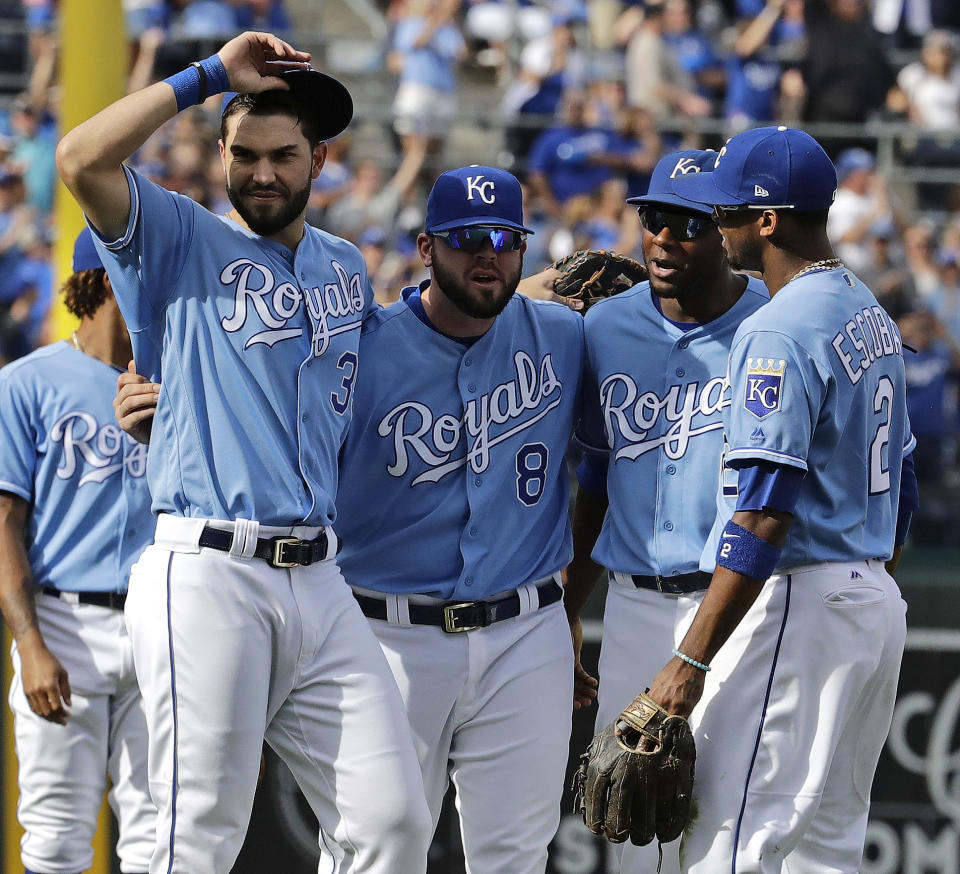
[330,351,359,415]
[869,376,894,495]
[516,442,548,507]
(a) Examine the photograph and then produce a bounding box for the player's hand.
[18,634,71,725]
[114,361,159,445]
[570,616,598,710]
[516,267,584,310]
[217,31,312,94]
[644,655,706,721]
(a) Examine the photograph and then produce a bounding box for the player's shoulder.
[360,296,409,340]
[514,293,585,339]
[0,341,70,386]
[303,223,367,265]
[583,281,652,326]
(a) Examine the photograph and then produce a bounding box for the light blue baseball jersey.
[576,277,769,576]
[701,267,916,570]
[90,166,376,526]
[335,287,584,600]
[0,342,151,592]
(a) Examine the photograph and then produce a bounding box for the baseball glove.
[573,691,696,849]
[550,250,647,312]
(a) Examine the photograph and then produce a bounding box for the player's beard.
[226,176,312,237]
[432,252,523,319]
[722,230,764,273]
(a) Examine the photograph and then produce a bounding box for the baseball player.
[639,126,918,873]
[333,166,583,874]
[564,148,770,874]
[0,229,155,874]
[56,32,430,873]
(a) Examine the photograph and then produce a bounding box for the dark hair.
[62,268,109,318]
[785,209,830,230]
[220,91,322,148]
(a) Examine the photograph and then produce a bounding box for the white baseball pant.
[352,579,573,874]
[680,559,906,874]
[596,576,705,874]
[10,592,155,874]
[124,515,431,874]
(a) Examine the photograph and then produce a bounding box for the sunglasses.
[637,207,713,241]
[433,226,525,253]
[712,203,796,221]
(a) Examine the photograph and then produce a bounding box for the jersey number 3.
[516,442,548,507]
[330,351,359,415]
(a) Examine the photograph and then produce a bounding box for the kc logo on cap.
[425,166,533,234]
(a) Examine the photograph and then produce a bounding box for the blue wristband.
[163,54,230,111]
[716,520,781,580]
[673,648,711,672]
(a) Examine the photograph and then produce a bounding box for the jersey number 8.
[516,442,548,507]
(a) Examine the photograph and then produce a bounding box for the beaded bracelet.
[672,648,711,672]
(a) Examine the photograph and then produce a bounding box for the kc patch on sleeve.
[744,358,786,419]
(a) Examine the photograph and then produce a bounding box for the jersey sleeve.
[724,329,828,472]
[0,371,37,501]
[88,165,195,333]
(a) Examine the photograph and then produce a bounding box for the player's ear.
[417,233,433,267]
[758,208,779,238]
[312,142,328,180]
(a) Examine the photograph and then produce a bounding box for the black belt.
[198,526,336,569]
[354,580,563,633]
[42,586,126,610]
[629,571,711,594]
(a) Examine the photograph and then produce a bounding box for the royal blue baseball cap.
[674,126,838,211]
[626,149,718,216]
[72,227,103,273]
[425,166,534,234]
[835,147,875,182]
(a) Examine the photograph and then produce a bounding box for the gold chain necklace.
[70,331,85,354]
[787,258,844,285]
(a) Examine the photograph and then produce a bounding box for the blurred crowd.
[3,0,960,486]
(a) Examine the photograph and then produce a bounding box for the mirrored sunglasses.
[637,207,713,241]
[434,226,525,253]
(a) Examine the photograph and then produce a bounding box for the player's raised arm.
[56,31,310,241]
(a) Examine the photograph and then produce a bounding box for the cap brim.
[671,170,746,208]
[626,191,714,215]
[427,216,534,234]
[282,69,354,141]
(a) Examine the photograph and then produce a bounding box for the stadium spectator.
[827,148,904,275]
[7,96,56,215]
[325,155,422,242]
[858,224,915,319]
[601,105,663,199]
[904,221,943,302]
[890,30,960,131]
[0,170,36,288]
[662,0,724,105]
[502,9,587,164]
[615,0,711,119]
[526,89,620,216]
[899,309,960,482]
[388,0,466,184]
[802,0,893,151]
[929,251,960,343]
[724,0,806,128]
[0,222,51,364]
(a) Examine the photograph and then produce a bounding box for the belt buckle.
[271,537,301,569]
[443,602,480,633]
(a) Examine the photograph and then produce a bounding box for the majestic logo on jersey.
[50,411,148,486]
[219,258,364,357]
[669,158,703,178]
[600,374,730,460]
[378,351,562,484]
[465,175,496,205]
[744,358,785,419]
